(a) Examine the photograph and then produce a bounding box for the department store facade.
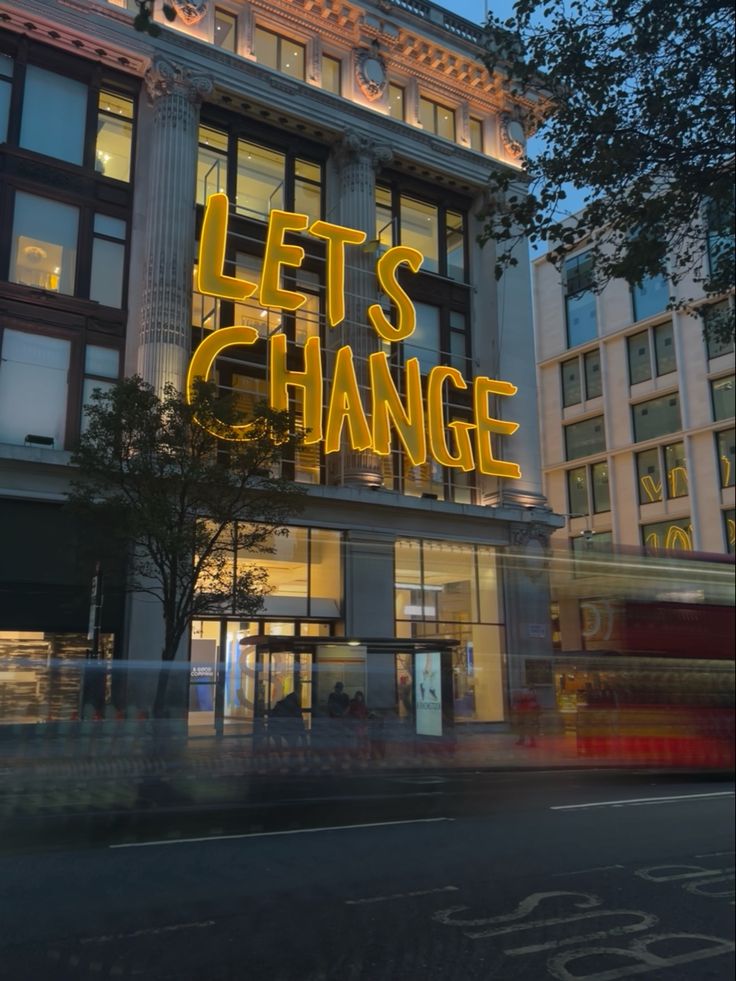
[0,0,561,730]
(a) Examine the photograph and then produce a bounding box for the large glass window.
[592,461,610,513]
[469,117,483,152]
[20,65,87,165]
[584,349,602,399]
[294,158,322,224]
[567,462,610,515]
[637,442,687,504]
[254,28,305,80]
[632,393,681,442]
[653,322,676,375]
[711,375,734,421]
[565,416,605,460]
[632,274,669,322]
[628,331,651,384]
[725,508,735,554]
[81,345,120,431]
[717,428,735,488]
[0,329,71,448]
[400,196,439,273]
[197,125,228,205]
[236,140,285,218]
[637,447,662,504]
[665,442,688,499]
[403,302,440,374]
[96,91,134,182]
[445,211,465,282]
[419,97,455,140]
[10,192,78,295]
[642,517,693,552]
[567,466,588,516]
[90,214,126,307]
[561,357,582,407]
[565,290,597,348]
[703,301,734,360]
[562,350,602,406]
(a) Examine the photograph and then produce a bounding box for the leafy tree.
[481,0,735,343]
[132,0,177,36]
[68,376,304,716]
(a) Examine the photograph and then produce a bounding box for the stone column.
[137,58,213,394]
[328,131,393,487]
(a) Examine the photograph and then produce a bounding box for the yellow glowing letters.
[189,196,523,479]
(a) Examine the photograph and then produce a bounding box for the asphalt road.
[0,769,733,981]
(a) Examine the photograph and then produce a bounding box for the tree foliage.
[68,377,304,711]
[132,0,176,37]
[481,0,735,341]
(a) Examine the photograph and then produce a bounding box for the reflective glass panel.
[592,461,610,513]
[403,302,440,374]
[214,9,237,52]
[637,447,662,504]
[197,126,228,204]
[388,84,404,121]
[632,394,681,442]
[469,117,483,151]
[632,274,669,321]
[725,508,735,554]
[322,56,341,94]
[717,428,735,488]
[665,442,688,499]
[567,466,588,516]
[422,540,478,622]
[254,27,278,69]
[561,357,581,407]
[400,196,438,273]
[564,416,605,461]
[85,345,119,378]
[309,529,341,617]
[642,517,693,552]
[20,65,86,165]
[236,140,284,218]
[654,322,676,375]
[0,329,70,447]
[628,330,652,384]
[11,192,78,295]
[704,301,734,359]
[90,237,124,306]
[0,54,13,143]
[446,211,465,282]
[711,375,735,422]
[565,290,597,347]
[584,349,602,398]
[96,91,133,182]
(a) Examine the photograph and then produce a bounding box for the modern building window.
[642,517,693,552]
[81,345,120,430]
[717,428,735,489]
[571,530,612,558]
[628,322,675,384]
[404,302,441,375]
[703,301,734,360]
[400,196,439,272]
[96,91,134,182]
[384,190,466,281]
[632,273,669,322]
[0,53,12,142]
[637,442,689,503]
[632,393,681,442]
[706,193,735,286]
[236,140,285,217]
[214,9,237,52]
[10,192,79,295]
[468,117,483,152]
[564,252,597,347]
[20,65,87,165]
[254,27,305,80]
[561,349,602,407]
[388,83,405,121]
[711,375,735,422]
[567,462,610,516]
[724,508,735,554]
[294,158,322,223]
[449,311,470,376]
[0,329,71,448]
[90,215,126,307]
[197,125,228,205]
[322,55,341,94]
[419,96,455,140]
[564,416,605,461]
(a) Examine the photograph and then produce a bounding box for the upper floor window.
[561,349,602,407]
[236,139,322,222]
[254,27,305,81]
[96,91,134,183]
[567,461,610,516]
[642,517,693,553]
[703,300,735,360]
[214,9,237,52]
[706,192,734,288]
[322,55,341,95]
[632,393,681,442]
[419,97,455,141]
[197,125,228,205]
[20,65,87,165]
[725,508,735,555]
[564,416,605,461]
[711,375,735,422]
[469,117,483,152]
[388,83,405,121]
[632,273,669,322]
[564,252,596,347]
[388,191,466,282]
[627,321,676,384]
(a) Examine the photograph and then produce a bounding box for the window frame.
[631,392,682,443]
[253,26,306,81]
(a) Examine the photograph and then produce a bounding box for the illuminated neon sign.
[187,193,522,479]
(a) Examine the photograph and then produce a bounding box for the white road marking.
[345,885,459,905]
[696,850,735,858]
[80,921,216,945]
[503,909,658,956]
[109,816,454,848]
[635,864,732,883]
[551,865,625,878]
[551,791,734,811]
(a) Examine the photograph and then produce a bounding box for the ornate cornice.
[145,56,213,104]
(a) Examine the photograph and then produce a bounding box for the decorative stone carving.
[500,113,527,157]
[354,47,388,102]
[332,129,393,173]
[171,0,209,26]
[145,57,213,106]
[511,523,551,549]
